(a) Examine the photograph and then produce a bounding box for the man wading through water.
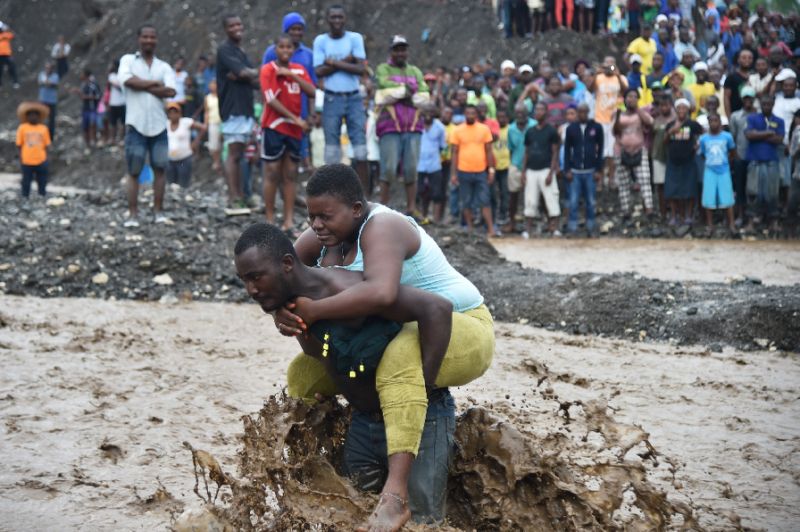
[269,164,495,531]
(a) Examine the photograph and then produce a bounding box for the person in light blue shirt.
[37,62,59,139]
[263,12,318,164]
[313,5,369,194]
[504,107,536,231]
[417,106,447,222]
[698,113,736,233]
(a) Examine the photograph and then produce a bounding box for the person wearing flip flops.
[259,34,316,239]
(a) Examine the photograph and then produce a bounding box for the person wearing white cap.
[664,98,703,227]
[506,64,534,114]
[772,69,800,194]
[688,61,715,119]
[500,60,516,79]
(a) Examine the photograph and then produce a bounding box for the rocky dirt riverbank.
[1,184,797,352]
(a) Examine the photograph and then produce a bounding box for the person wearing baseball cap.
[374,33,429,215]
[507,65,534,115]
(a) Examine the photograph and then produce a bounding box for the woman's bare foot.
[356,492,411,532]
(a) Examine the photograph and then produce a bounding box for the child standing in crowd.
[665,98,703,227]
[698,114,737,235]
[166,102,206,189]
[77,69,101,149]
[309,112,325,171]
[203,79,222,172]
[15,102,52,198]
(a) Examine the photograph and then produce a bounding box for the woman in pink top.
[612,88,655,217]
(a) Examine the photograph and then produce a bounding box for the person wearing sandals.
[259,34,316,238]
[274,164,495,531]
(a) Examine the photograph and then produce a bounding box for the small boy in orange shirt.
[15,102,52,197]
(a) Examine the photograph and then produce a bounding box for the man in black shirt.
[217,14,258,211]
[724,47,753,116]
[521,102,561,237]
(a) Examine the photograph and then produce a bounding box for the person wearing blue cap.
[263,12,317,167]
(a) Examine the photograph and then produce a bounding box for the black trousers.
[0,55,18,84]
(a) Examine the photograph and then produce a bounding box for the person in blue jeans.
[344,389,455,525]
[313,5,370,194]
[563,103,604,234]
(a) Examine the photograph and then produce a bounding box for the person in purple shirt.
[262,12,317,163]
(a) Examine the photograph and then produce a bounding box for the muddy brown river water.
[492,238,800,286]
[1,295,798,530]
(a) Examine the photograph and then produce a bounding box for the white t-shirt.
[773,94,800,144]
[108,73,126,106]
[172,70,188,102]
[51,42,70,59]
[167,117,194,161]
[118,52,176,137]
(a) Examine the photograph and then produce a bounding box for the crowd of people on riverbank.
[8,2,800,236]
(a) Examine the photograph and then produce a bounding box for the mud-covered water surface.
[1,296,798,530]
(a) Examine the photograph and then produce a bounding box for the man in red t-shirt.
[259,34,315,236]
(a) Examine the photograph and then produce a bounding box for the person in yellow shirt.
[625,24,657,75]
[492,109,511,227]
[15,102,52,197]
[688,62,716,119]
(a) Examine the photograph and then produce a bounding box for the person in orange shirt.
[449,104,496,238]
[0,23,19,88]
[15,102,52,197]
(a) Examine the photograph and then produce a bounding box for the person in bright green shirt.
[492,109,511,224]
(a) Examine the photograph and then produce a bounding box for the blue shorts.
[81,110,97,131]
[702,167,734,209]
[221,115,255,146]
[125,126,168,176]
[458,171,491,210]
[261,128,301,162]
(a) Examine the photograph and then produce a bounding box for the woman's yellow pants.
[287,305,494,456]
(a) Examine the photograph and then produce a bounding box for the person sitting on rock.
[234,222,456,528]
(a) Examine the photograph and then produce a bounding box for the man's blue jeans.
[568,170,596,232]
[343,389,455,524]
[322,91,367,164]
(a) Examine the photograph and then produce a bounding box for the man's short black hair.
[465,103,478,111]
[222,13,240,27]
[306,164,366,205]
[234,223,298,262]
[327,4,345,14]
[137,24,156,36]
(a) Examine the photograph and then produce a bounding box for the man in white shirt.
[117,24,176,226]
[772,69,800,197]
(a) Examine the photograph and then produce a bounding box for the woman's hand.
[292,296,317,326]
[273,300,306,336]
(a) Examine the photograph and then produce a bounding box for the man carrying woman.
[264,163,495,531]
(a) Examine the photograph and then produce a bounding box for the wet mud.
[185,391,695,531]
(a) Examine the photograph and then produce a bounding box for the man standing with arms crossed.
[117,25,176,227]
[217,14,258,212]
[375,35,429,216]
[313,5,370,194]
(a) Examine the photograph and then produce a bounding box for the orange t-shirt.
[0,31,14,56]
[594,73,624,124]
[16,123,51,166]
[451,122,493,172]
